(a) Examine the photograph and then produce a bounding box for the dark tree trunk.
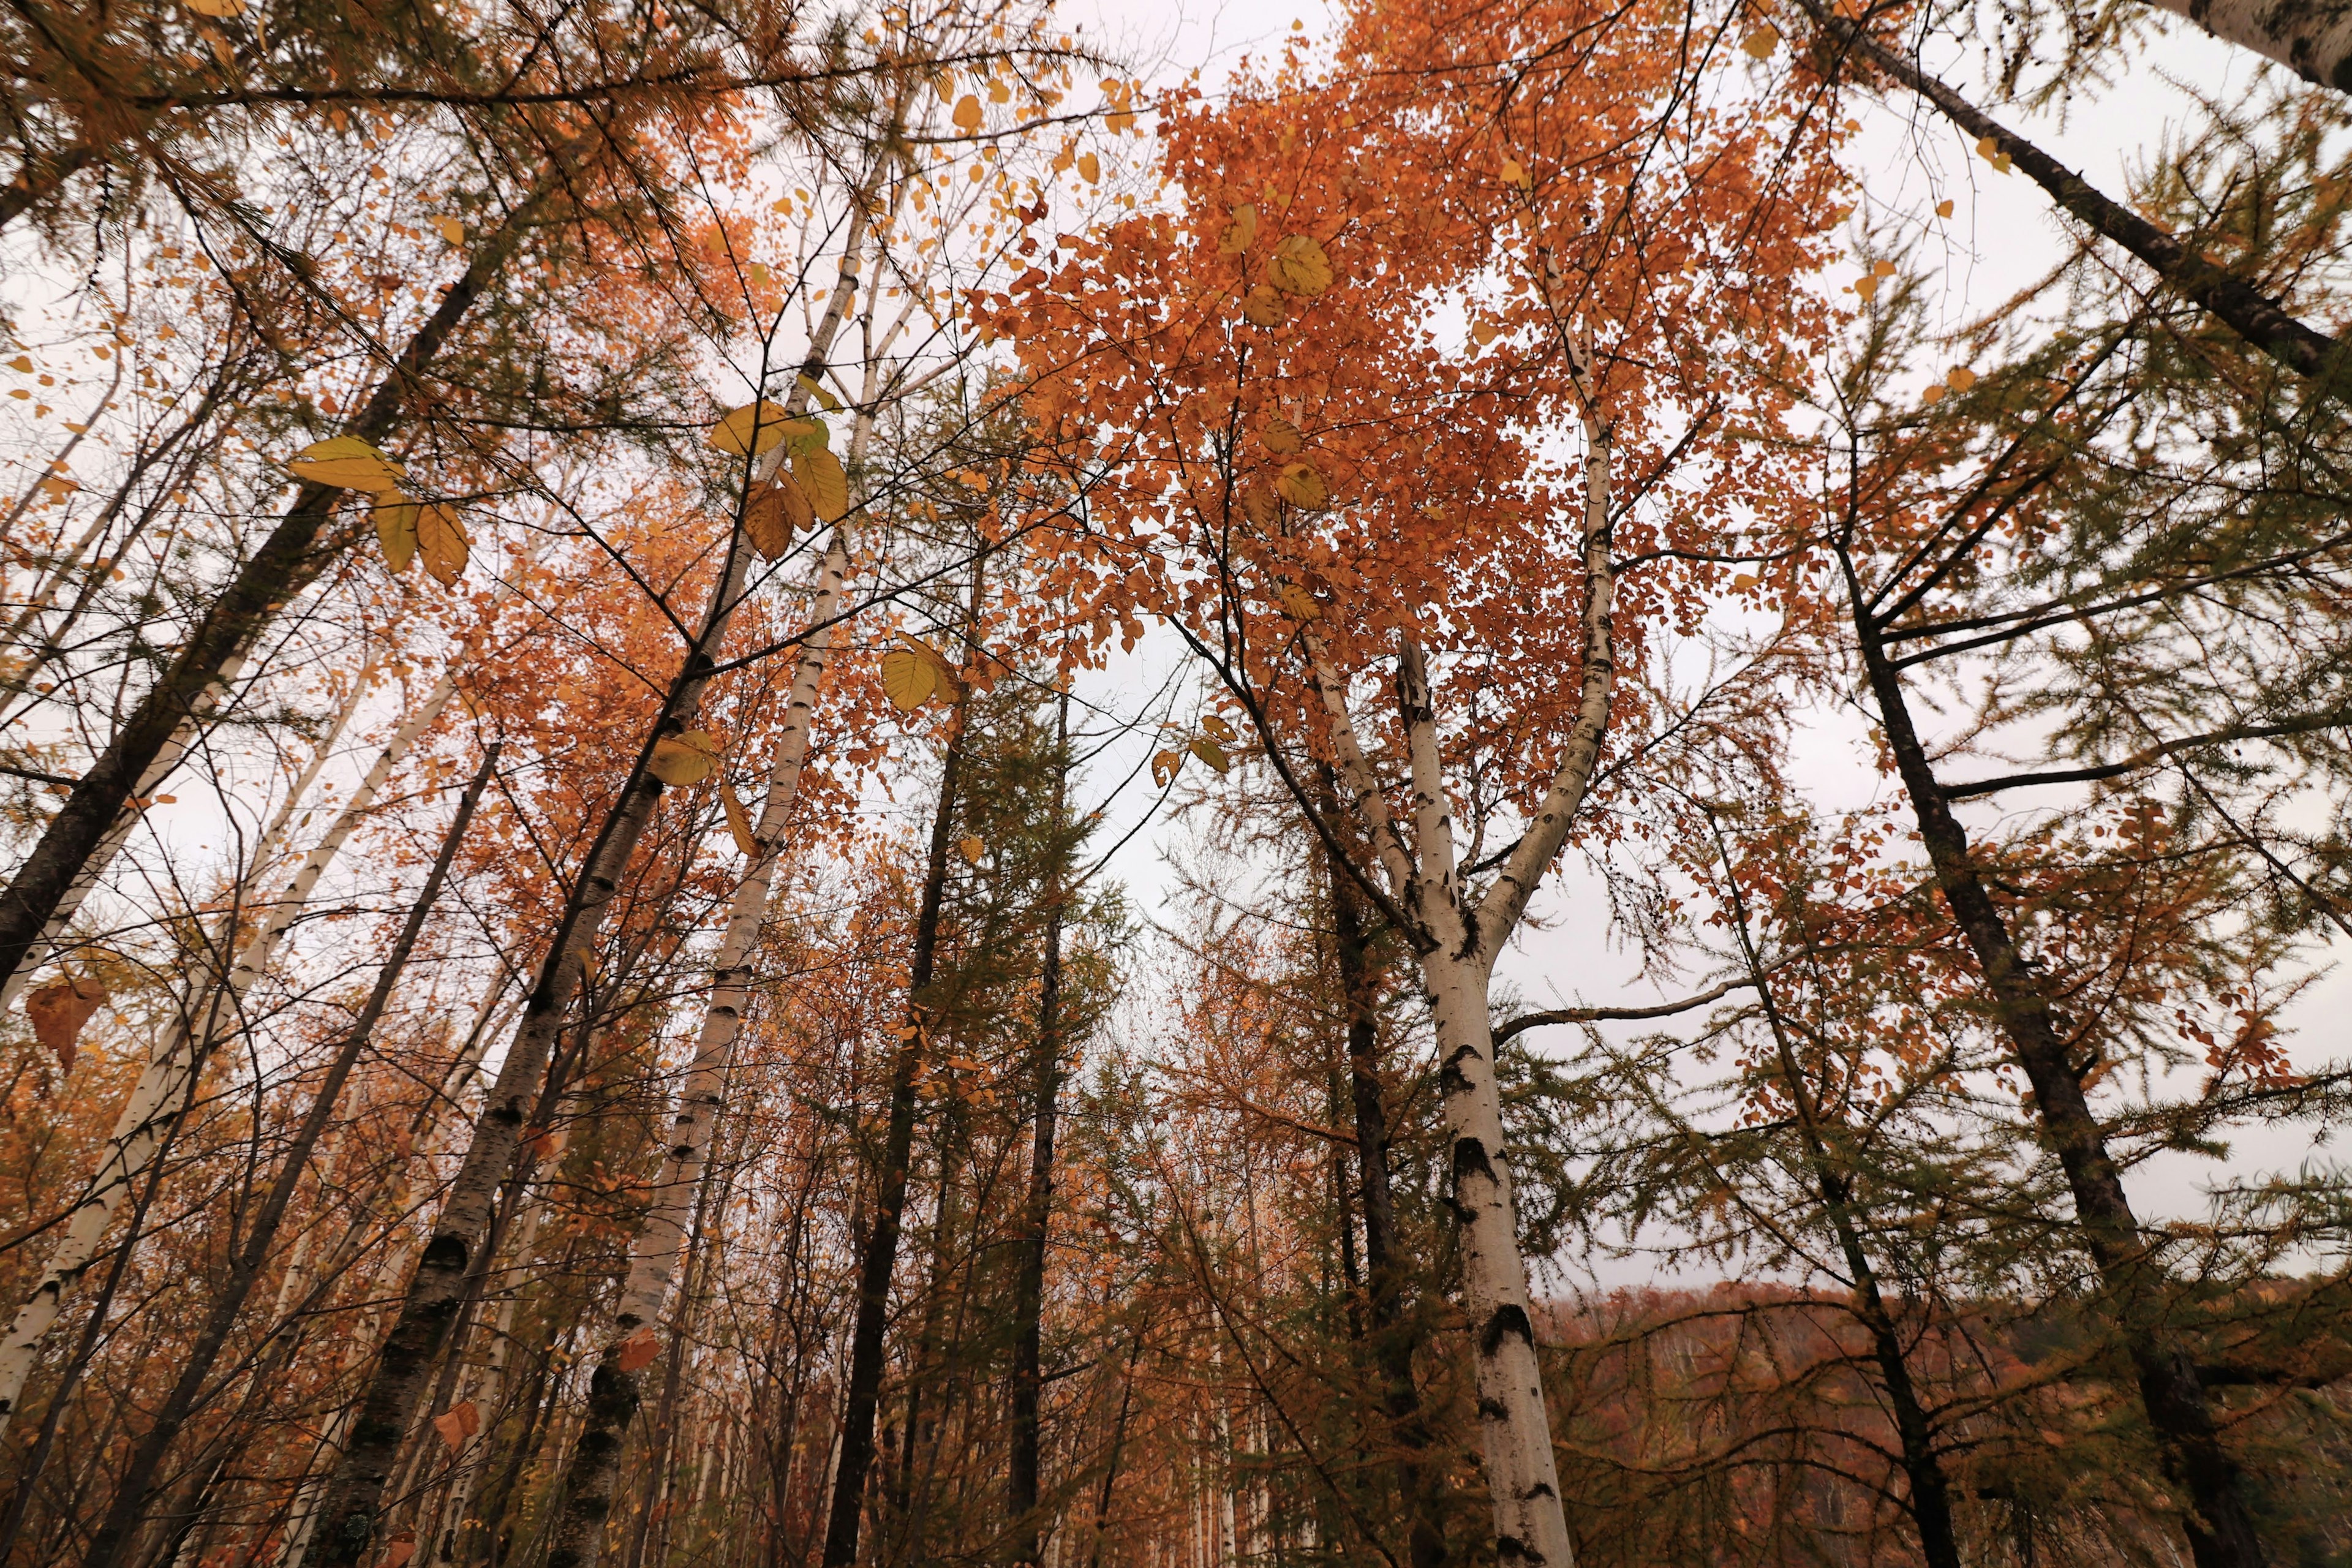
[1007,695,1072,1568]
[1324,825,1449,1568]
[1845,574,2266,1568]
[816,712,969,1568]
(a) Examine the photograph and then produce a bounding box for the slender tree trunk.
[309,175,878,1562]
[0,134,597,1009]
[1321,814,1446,1568]
[815,707,970,1568]
[0,658,386,1429]
[1799,0,2343,383]
[1007,696,1071,1568]
[80,747,500,1568]
[540,530,850,1568]
[1846,578,2266,1568]
[1711,824,1961,1568]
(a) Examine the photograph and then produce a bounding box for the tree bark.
[78,745,500,1568]
[1800,0,2345,384]
[1007,695,1071,1568]
[1845,576,2266,1568]
[0,132,595,1009]
[815,707,969,1568]
[1710,824,1961,1568]
[1322,815,1447,1568]
[539,530,850,1568]
[2140,0,2352,92]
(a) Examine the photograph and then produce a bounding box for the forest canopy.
[0,2,2347,1568]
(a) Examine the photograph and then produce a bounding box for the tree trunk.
[2141,0,2352,92]
[79,747,500,1568]
[815,710,969,1568]
[1323,823,1446,1568]
[1849,589,2266,1568]
[540,530,850,1568]
[1712,826,1961,1568]
[0,136,591,1009]
[1006,696,1071,1568]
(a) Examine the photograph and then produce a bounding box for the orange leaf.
[27,974,105,1073]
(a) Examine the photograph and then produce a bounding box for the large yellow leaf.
[1219,203,1258,255]
[374,493,420,574]
[1189,737,1230,774]
[881,648,937,712]
[958,835,986,865]
[1265,235,1333,297]
[1274,462,1329,510]
[794,448,850,522]
[952,94,984,133]
[723,789,762,856]
[1277,583,1322,621]
[650,729,722,786]
[291,435,406,491]
[417,504,469,587]
[1262,415,1302,454]
[1740,25,1779,58]
[1242,488,1280,527]
[708,400,792,456]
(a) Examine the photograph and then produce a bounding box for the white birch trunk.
[0,644,475,1428]
[2144,0,2352,89]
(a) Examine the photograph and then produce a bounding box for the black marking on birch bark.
[1452,1133,1498,1187]
[1480,1303,1536,1357]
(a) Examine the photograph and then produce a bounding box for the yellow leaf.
[431,215,464,245]
[1241,285,1285,326]
[1854,274,1879,300]
[1189,737,1229,774]
[1262,415,1302,454]
[959,835,986,864]
[650,729,722,786]
[7,356,30,372]
[417,504,469,587]
[795,372,843,412]
[1077,152,1101,184]
[1501,157,1530,188]
[1265,235,1333,296]
[1740,24,1778,57]
[1946,365,1977,390]
[1730,573,1761,592]
[952,94,984,133]
[1923,383,1946,403]
[183,0,244,15]
[1219,203,1258,254]
[1935,198,1955,218]
[1277,583,1322,620]
[881,648,937,712]
[1242,487,1280,526]
[708,400,792,456]
[290,435,405,491]
[794,447,850,522]
[1152,748,1183,788]
[1200,714,1236,742]
[1872,258,1896,277]
[1976,135,2000,162]
[1471,318,1499,346]
[1992,152,2013,175]
[1274,462,1329,510]
[374,492,420,573]
[723,789,762,856]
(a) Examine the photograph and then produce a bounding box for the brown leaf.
[1265,235,1333,296]
[1241,285,1285,326]
[744,480,801,561]
[27,974,105,1074]
[616,1327,661,1373]
[1261,415,1302,454]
